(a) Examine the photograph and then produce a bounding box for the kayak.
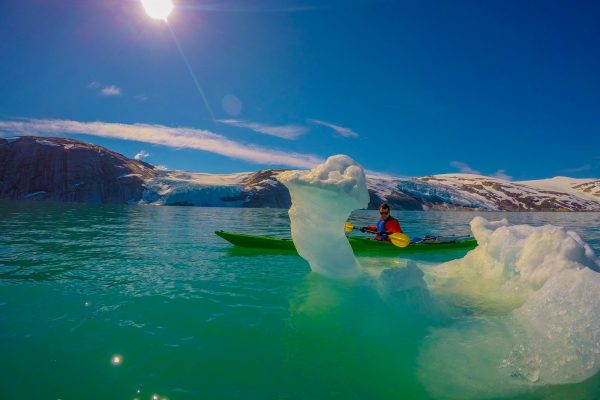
[215,230,477,254]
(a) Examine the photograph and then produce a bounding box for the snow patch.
[141,169,253,207]
[518,176,600,203]
[35,139,61,147]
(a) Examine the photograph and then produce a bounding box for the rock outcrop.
[0,136,155,204]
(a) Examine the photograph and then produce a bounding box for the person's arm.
[360,225,377,232]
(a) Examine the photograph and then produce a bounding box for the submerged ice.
[277,155,369,278]
[426,217,600,312]
[419,217,600,398]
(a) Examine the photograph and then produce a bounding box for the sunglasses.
[379,211,389,215]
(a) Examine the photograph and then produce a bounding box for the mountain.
[1,136,599,211]
[0,136,155,203]
[391,174,600,211]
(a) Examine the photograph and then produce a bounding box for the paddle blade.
[388,233,411,248]
[344,222,355,233]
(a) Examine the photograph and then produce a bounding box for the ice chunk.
[419,217,600,397]
[278,155,369,278]
[510,268,600,384]
[425,216,600,312]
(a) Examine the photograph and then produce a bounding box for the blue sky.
[0,0,599,180]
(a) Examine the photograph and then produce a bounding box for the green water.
[1,201,599,399]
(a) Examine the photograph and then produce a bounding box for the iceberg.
[418,217,600,398]
[278,155,369,278]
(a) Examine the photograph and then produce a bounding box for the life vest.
[370,216,402,241]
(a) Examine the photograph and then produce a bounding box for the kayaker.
[360,203,403,241]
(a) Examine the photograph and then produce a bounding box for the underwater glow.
[278,155,369,278]
[141,0,174,21]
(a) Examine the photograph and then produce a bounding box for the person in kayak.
[360,203,403,241]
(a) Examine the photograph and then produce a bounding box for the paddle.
[344,222,411,248]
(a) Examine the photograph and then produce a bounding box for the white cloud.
[365,169,403,179]
[492,169,512,181]
[308,119,359,138]
[218,119,307,140]
[88,81,101,89]
[561,164,592,174]
[0,118,322,169]
[451,162,512,180]
[134,150,150,160]
[135,95,148,102]
[100,85,122,97]
[450,161,481,175]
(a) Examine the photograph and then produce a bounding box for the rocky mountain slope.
[1,136,599,211]
[0,136,155,203]
[397,174,600,211]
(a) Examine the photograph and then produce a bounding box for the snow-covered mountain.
[1,136,599,211]
[143,168,600,211]
[391,174,600,211]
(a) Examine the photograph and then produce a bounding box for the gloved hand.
[359,227,368,233]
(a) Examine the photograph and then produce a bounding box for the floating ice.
[277,155,369,278]
[425,216,600,312]
[510,267,600,384]
[419,217,600,398]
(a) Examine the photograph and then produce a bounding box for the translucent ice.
[277,155,369,278]
[419,217,600,397]
[425,216,600,312]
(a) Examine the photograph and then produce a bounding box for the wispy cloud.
[100,85,122,97]
[88,81,122,97]
[450,161,481,175]
[451,161,512,180]
[492,169,512,181]
[561,164,592,174]
[218,119,307,140]
[365,169,403,179]
[135,95,148,102]
[308,119,359,138]
[0,118,322,169]
[134,150,150,161]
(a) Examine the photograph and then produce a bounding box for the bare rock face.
[0,136,155,204]
[241,169,292,208]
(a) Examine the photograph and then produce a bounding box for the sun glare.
[141,0,174,21]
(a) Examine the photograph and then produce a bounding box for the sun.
[141,0,174,21]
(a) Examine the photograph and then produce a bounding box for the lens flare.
[111,354,123,365]
[141,0,174,21]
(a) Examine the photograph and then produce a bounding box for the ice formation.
[425,217,600,312]
[418,217,600,398]
[277,155,369,278]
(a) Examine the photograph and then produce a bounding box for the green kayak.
[215,230,477,254]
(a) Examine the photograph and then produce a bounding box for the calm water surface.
[1,201,599,399]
